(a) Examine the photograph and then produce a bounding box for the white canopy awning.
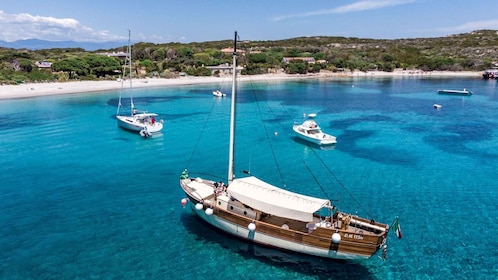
[227,176,330,222]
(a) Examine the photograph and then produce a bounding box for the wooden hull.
[181,178,388,260]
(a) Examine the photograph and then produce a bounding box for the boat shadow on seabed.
[180,212,374,280]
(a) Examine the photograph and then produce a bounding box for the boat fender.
[332,232,341,243]
[248,222,256,231]
[195,203,203,210]
[205,208,213,215]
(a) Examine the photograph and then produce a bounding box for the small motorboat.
[293,114,337,145]
[213,90,226,97]
[482,67,498,79]
[437,89,472,96]
[433,104,442,109]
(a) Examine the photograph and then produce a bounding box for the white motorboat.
[437,89,472,96]
[293,116,337,145]
[213,90,226,97]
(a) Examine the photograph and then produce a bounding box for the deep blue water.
[1,76,497,279]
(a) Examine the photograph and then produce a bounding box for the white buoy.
[205,208,213,215]
[332,232,341,243]
[195,203,203,210]
[248,222,256,231]
[181,198,187,206]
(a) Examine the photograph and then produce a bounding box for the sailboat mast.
[128,30,134,110]
[227,31,237,184]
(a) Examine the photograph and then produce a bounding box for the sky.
[1,0,498,44]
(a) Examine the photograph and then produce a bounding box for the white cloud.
[434,19,498,33]
[0,10,124,42]
[272,0,415,21]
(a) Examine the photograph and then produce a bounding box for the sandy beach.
[0,70,481,100]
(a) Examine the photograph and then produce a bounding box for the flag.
[393,218,402,239]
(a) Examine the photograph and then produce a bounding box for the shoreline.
[0,70,482,100]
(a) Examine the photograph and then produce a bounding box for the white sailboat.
[116,30,163,137]
[180,31,395,261]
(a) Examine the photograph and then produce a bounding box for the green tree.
[85,55,121,77]
[193,52,210,65]
[177,47,194,59]
[285,48,300,57]
[140,59,154,73]
[286,61,307,74]
[18,58,34,72]
[248,53,267,64]
[52,57,89,79]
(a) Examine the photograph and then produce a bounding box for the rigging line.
[246,73,374,218]
[294,141,335,202]
[184,95,219,169]
[248,75,330,192]
[249,75,339,202]
[247,79,286,186]
[307,146,373,218]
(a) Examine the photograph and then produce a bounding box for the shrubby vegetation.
[1,29,497,84]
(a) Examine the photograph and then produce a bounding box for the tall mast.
[128,30,134,110]
[227,31,237,184]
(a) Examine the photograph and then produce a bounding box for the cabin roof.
[228,176,330,222]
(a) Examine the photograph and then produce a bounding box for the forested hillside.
[1,29,496,84]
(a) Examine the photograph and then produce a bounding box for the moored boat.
[179,32,397,261]
[292,115,337,145]
[213,90,226,97]
[116,30,163,136]
[437,89,473,96]
[482,67,498,79]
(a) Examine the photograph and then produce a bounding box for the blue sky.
[1,0,497,43]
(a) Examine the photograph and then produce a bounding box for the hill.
[1,30,497,84]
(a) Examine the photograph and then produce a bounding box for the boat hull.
[213,91,226,97]
[482,68,498,79]
[437,89,472,96]
[293,125,337,145]
[184,198,381,260]
[116,115,163,133]
[180,178,387,261]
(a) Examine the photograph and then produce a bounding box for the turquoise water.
[1,76,497,279]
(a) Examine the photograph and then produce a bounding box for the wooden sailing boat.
[116,30,163,137]
[180,31,392,260]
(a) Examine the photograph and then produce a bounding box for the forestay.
[227,176,330,222]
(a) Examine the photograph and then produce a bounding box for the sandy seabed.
[0,70,481,100]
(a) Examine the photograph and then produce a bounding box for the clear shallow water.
[1,76,497,279]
